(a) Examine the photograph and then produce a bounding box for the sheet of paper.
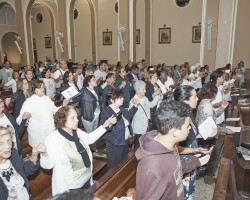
[226,126,241,132]
[239,103,250,106]
[242,154,250,160]
[61,86,80,99]
[198,117,217,140]
[238,99,247,103]
[240,88,247,91]
[231,93,240,96]
[226,118,240,122]
[240,107,250,110]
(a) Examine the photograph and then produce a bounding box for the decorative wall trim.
[228,0,238,64]
[199,0,207,66]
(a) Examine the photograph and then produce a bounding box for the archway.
[1,32,21,70]
[69,0,96,64]
[26,0,56,65]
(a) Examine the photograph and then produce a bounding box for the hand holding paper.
[198,117,217,140]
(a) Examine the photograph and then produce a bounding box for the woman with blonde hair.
[0,126,44,200]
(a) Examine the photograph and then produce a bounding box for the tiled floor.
[194,178,215,200]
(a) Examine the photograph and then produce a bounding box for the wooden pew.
[88,149,138,200]
[204,103,239,184]
[213,157,250,200]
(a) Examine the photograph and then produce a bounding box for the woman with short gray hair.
[129,80,161,146]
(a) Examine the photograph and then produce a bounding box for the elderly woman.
[0,126,44,200]
[16,80,69,146]
[40,106,116,196]
[0,96,29,153]
[8,78,30,119]
[173,85,214,199]
[130,80,161,146]
[100,89,139,169]
[196,82,233,134]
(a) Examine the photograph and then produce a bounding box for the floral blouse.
[196,99,227,133]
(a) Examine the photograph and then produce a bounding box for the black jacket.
[80,87,101,122]
[0,149,39,200]
[100,105,138,146]
[10,90,26,119]
[5,113,27,154]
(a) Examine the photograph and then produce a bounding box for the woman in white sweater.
[129,80,161,146]
[40,106,116,196]
[16,80,69,146]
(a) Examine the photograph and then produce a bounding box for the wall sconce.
[15,34,22,41]
[56,31,64,53]
[56,32,63,38]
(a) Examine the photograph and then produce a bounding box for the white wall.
[97,0,118,65]
[135,0,145,62]
[151,0,202,66]
[31,5,53,62]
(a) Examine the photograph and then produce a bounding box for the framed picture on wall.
[192,26,201,43]
[103,31,112,45]
[33,38,37,50]
[136,29,140,44]
[158,27,171,44]
[45,36,52,48]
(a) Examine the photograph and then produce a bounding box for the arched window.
[175,0,190,7]
[74,8,78,20]
[0,4,16,25]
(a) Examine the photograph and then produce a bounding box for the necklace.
[0,160,14,182]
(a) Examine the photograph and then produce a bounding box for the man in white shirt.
[53,59,68,89]
[94,61,107,82]
[0,61,13,90]
[164,67,175,90]
[75,66,84,90]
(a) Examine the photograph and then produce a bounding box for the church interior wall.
[73,0,92,64]
[135,0,145,62]
[151,0,202,66]
[97,0,118,65]
[31,5,53,63]
[233,0,250,68]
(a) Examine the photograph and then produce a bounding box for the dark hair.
[63,71,71,83]
[106,72,115,80]
[83,75,95,87]
[173,85,195,102]
[131,65,139,71]
[210,69,224,83]
[117,66,125,74]
[31,80,43,95]
[156,100,192,135]
[16,78,26,91]
[199,82,218,99]
[225,63,231,70]
[42,68,50,78]
[54,106,74,129]
[49,190,95,200]
[106,89,124,105]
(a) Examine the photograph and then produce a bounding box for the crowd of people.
[0,58,245,200]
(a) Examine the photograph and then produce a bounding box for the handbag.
[139,103,153,131]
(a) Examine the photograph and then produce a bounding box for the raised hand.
[22,112,31,120]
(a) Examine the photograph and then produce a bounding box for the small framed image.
[158,27,171,44]
[136,29,140,44]
[103,31,112,45]
[45,36,52,48]
[192,26,201,43]
[33,38,37,49]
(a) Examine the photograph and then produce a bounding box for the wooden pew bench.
[88,149,138,200]
[213,157,250,200]
[27,157,107,200]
